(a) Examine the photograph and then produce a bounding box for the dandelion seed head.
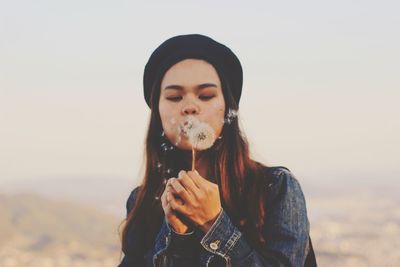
[178,115,217,150]
[189,122,216,150]
[181,115,199,135]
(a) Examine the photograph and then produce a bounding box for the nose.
[182,102,199,115]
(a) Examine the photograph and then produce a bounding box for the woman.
[118,34,317,267]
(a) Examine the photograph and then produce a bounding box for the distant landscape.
[0,173,399,267]
[0,193,122,267]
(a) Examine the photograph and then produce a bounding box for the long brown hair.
[120,62,272,256]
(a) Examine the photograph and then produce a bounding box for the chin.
[175,142,192,151]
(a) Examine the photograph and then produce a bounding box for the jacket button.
[210,240,220,250]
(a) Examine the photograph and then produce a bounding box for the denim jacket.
[118,166,313,267]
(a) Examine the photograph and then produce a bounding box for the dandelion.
[188,122,215,151]
[180,115,216,171]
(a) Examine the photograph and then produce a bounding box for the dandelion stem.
[192,147,196,171]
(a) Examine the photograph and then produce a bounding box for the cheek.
[213,99,225,116]
[159,102,179,135]
[209,101,225,128]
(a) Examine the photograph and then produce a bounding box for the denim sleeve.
[199,168,310,267]
[152,220,200,267]
[166,222,198,255]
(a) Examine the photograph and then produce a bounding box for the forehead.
[160,59,222,90]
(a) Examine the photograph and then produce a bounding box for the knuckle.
[197,192,205,200]
[176,187,183,194]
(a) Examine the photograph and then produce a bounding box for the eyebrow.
[163,83,218,91]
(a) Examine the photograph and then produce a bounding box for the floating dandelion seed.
[174,126,183,146]
[161,145,168,152]
[228,108,239,117]
[160,142,174,152]
[157,162,163,169]
[223,109,239,125]
[166,168,172,174]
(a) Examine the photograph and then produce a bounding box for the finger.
[167,183,185,205]
[161,186,169,210]
[168,191,187,214]
[186,170,208,190]
[166,182,180,199]
[178,170,201,195]
[169,178,192,203]
[164,201,173,217]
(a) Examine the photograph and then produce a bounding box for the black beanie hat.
[143,34,243,108]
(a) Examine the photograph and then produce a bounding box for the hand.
[161,179,191,234]
[167,170,222,233]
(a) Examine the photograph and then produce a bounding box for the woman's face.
[159,59,226,151]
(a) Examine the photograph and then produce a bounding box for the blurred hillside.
[0,177,135,217]
[0,174,399,267]
[0,193,122,267]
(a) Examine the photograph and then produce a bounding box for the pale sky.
[1,0,399,185]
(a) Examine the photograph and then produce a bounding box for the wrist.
[200,208,223,233]
[170,224,191,234]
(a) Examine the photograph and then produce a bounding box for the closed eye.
[199,95,215,101]
[166,96,182,102]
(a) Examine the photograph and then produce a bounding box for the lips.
[180,120,194,135]
[179,125,189,137]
